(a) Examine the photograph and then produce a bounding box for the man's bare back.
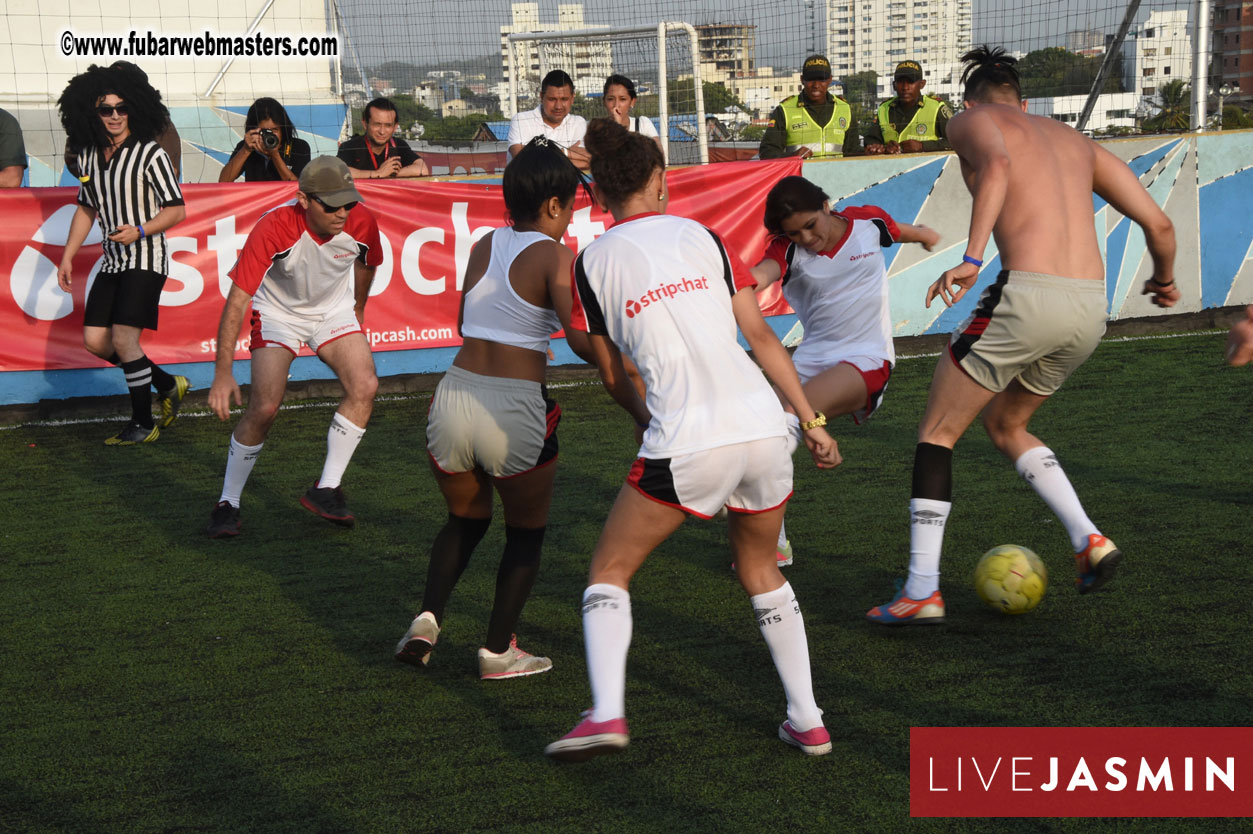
[930,95,1175,310]
[950,103,1105,280]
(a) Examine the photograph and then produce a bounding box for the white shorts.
[791,352,893,424]
[250,305,362,355]
[791,350,887,383]
[627,436,793,520]
[426,365,560,478]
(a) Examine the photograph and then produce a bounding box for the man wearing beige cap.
[865,60,953,154]
[759,54,857,160]
[206,156,383,538]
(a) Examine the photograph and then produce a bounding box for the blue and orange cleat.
[1074,534,1121,594]
[866,583,945,625]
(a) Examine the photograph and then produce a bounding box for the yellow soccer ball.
[973,544,1048,614]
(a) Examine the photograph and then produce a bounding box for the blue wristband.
[138,225,145,239]
[962,254,982,267]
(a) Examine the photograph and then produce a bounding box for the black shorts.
[83,269,168,330]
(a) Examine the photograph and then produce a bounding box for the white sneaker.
[478,635,553,680]
[394,611,439,667]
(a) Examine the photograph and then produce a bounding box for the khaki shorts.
[627,436,793,520]
[426,365,560,478]
[949,270,1107,396]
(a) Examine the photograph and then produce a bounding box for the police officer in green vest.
[865,60,953,155]
[759,55,858,160]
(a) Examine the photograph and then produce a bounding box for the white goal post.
[506,22,708,165]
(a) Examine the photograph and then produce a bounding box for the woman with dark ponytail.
[544,118,840,763]
[393,137,594,681]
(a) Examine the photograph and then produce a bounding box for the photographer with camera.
[219,97,311,183]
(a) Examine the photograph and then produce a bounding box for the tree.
[840,71,879,109]
[665,79,748,116]
[1017,47,1122,98]
[1142,79,1190,132]
[1222,104,1253,130]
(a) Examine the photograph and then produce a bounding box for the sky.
[336,0,1186,71]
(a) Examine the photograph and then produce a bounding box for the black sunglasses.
[97,104,129,117]
[310,195,357,213]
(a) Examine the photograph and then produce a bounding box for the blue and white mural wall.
[801,130,1253,338]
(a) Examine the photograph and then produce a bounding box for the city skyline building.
[825,0,973,83]
[1213,0,1251,105]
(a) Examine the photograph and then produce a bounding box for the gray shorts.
[426,365,560,478]
[949,270,1107,396]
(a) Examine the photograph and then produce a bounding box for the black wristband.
[1149,277,1175,288]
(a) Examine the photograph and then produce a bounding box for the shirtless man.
[867,46,1179,625]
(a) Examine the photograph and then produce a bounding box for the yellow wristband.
[799,412,826,431]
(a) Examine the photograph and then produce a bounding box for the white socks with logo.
[581,583,632,723]
[905,498,950,599]
[750,581,823,732]
[220,435,263,507]
[318,413,366,490]
[1015,446,1098,552]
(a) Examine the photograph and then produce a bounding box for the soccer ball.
[973,544,1048,614]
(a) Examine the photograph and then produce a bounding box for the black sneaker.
[206,501,241,538]
[104,421,159,446]
[300,484,355,527]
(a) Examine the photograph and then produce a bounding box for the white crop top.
[460,227,563,353]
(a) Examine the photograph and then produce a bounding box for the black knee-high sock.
[146,357,175,394]
[120,358,154,428]
[106,352,120,366]
[420,514,491,623]
[911,442,953,501]
[484,525,546,654]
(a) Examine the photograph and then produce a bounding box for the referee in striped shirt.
[57,65,188,445]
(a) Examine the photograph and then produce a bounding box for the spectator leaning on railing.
[337,97,429,179]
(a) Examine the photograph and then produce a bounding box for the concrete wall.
[2,129,1249,408]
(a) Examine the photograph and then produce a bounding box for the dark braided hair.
[503,136,591,225]
[58,63,169,152]
[583,117,664,208]
[960,46,1022,103]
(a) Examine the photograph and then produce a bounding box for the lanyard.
[366,139,393,170]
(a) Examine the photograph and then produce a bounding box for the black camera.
[258,128,280,150]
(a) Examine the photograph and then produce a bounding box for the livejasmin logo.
[927,753,1235,793]
[910,727,1252,818]
[624,275,711,318]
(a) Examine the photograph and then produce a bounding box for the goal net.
[505,22,708,164]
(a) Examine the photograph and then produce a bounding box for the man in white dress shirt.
[507,70,590,169]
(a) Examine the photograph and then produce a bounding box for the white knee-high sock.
[220,435,264,507]
[905,498,950,599]
[751,581,823,731]
[318,413,366,489]
[1015,446,1098,552]
[582,583,632,723]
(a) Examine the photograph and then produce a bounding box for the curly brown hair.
[583,117,664,208]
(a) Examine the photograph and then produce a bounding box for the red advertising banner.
[911,727,1253,817]
[0,158,799,372]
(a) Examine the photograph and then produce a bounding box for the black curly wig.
[58,63,170,152]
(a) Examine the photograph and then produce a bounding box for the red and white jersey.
[229,203,382,320]
[762,205,900,368]
[572,212,787,458]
